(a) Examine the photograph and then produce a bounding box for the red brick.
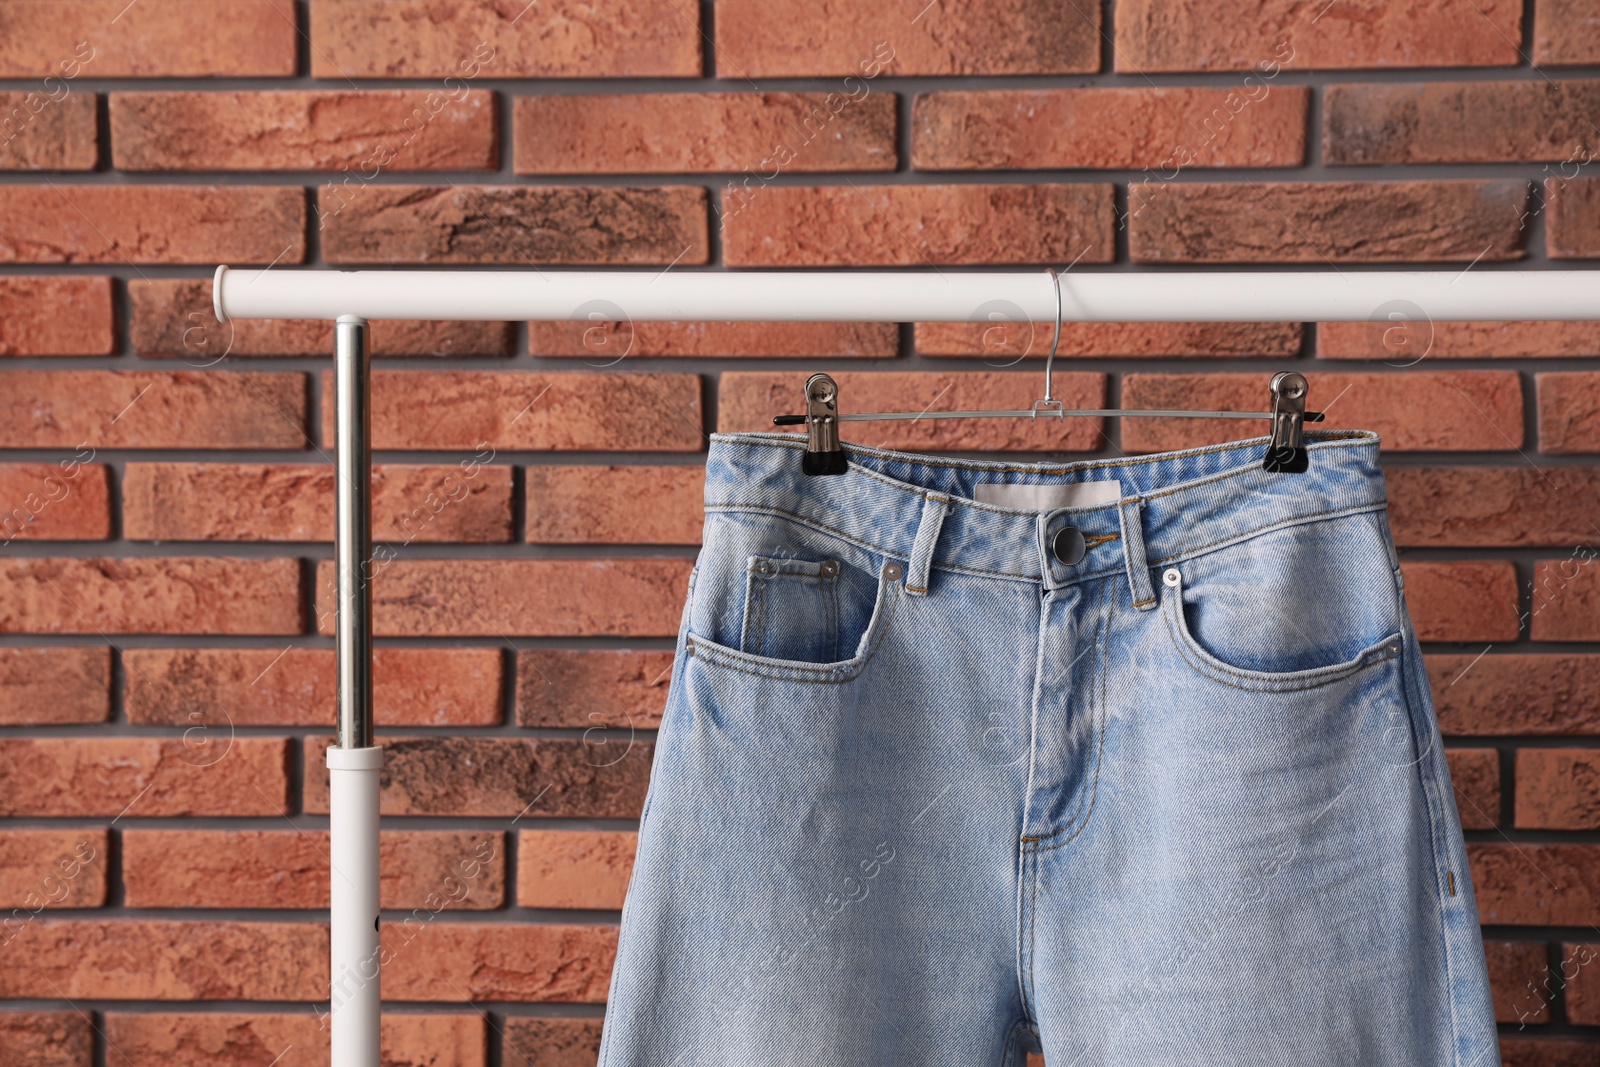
[1449,748,1501,830]
[130,278,513,359]
[0,371,309,449]
[716,0,1098,76]
[310,0,699,78]
[302,736,651,819]
[516,649,673,729]
[1115,0,1520,71]
[0,829,108,908]
[0,186,305,264]
[316,370,702,452]
[317,184,707,265]
[718,370,1107,452]
[1500,1036,1600,1067]
[0,1,297,77]
[517,92,896,175]
[1545,177,1600,258]
[0,557,302,635]
[112,90,496,172]
[1538,373,1600,454]
[1119,372,1524,453]
[1430,654,1600,736]
[1129,180,1529,263]
[1535,0,1600,65]
[916,321,1303,359]
[0,462,111,541]
[501,1018,601,1067]
[1386,467,1600,548]
[0,647,109,724]
[1326,81,1600,164]
[124,647,503,728]
[0,738,290,817]
[1567,942,1600,1024]
[1402,561,1522,643]
[0,91,97,170]
[1320,320,1600,359]
[530,320,898,358]
[0,1012,91,1067]
[0,276,113,356]
[378,923,615,1002]
[723,183,1113,267]
[124,463,513,543]
[312,558,689,638]
[519,830,636,910]
[914,88,1307,170]
[1516,751,1600,830]
[1471,844,1600,926]
[1486,940,1553,1024]
[104,1013,486,1067]
[0,920,323,999]
[1530,559,1600,642]
[525,465,703,544]
[122,830,504,910]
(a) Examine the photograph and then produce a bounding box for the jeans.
[597,428,1499,1067]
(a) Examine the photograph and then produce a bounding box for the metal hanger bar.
[777,408,1326,422]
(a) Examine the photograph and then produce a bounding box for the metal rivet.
[883,561,903,581]
[753,558,771,574]
[1162,568,1181,587]
[820,560,839,578]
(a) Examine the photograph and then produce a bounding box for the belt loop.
[905,493,949,596]
[1119,497,1157,611]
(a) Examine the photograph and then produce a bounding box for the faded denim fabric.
[597,429,1499,1067]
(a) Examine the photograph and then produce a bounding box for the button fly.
[1051,526,1086,566]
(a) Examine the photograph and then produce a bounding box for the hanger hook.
[1031,267,1063,417]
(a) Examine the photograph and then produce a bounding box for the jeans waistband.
[702,429,1391,610]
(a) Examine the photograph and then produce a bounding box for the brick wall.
[1,1,1598,1064]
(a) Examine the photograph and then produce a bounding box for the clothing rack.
[210,264,1600,1067]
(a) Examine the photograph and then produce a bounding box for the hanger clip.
[1262,371,1310,473]
[795,372,847,476]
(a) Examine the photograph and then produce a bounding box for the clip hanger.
[775,268,1325,477]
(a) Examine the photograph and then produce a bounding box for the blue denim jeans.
[598,429,1499,1067]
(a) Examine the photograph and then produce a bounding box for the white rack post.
[210,265,1600,1066]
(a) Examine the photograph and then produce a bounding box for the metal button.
[882,561,903,581]
[1051,527,1087,566]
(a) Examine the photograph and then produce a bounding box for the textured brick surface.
[1500,1036,1600,1067]
[916,321,1303,358]
[1115,0,1520,71]
[1568,942,1600,1024]
[1319,320,1600,359]
[0,647,110,724]
[0,276,113,356]
[0,920,323,999]
[131,278,513,359]
[1530,561,1600,642]
[0,462,110,541]
[530,320,899,358]
[382,922,616,1002]
[0,738,290,816]
[1486,940,1552,1024]
[1516,751,1600,830]
[715,0,1100,76]
[1119,372,1524,453]
[0,91,97,170]
[1471,844,1600,926]
[525,465,703,544]
[124,647,503,727]
[0,1012,91,1067]
[311,0,700,78]
[1545,176,1600,258]
[1537,373,1600,454]
[1535,0,1600,64]
[914,88,1307,170]
[517,92,896,174]
[103,1013,486,1067]
[502,1018,602,1067]
[317,370,703,452]
[122,830,504,909]
[0,0,297,77]
[1326,81,1600,164]
[1449,748,1502,830]
[1129,180,1529,263]
[0,557,302,635]
[516,649,674,729]
[1387,467,1600,547]
[519,830,637,909]
[719,371,1107,452]
[318,184,708,265]
[1430,655,1600,736]
[0,829,107,908]
[303,737,651,819]
[0,186,305,264]
[124,462,514,542]
[112,90,498,171]
[1402,560,1522,642]
[722,184,1114,267]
